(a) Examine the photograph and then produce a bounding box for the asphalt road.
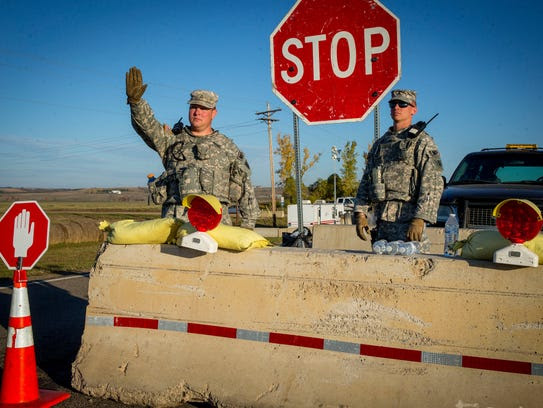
[0,273,204,407]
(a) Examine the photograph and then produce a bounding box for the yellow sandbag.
[176,224,270,251]
[456,229,543,263]
[99,218,182,244]
[524,234,543,265]
[208,224,270,251]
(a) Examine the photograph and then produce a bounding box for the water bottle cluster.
[372,240,421,256]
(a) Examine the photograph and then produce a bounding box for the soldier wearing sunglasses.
[353,90,444,252]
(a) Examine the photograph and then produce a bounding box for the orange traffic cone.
[0,269,70,407]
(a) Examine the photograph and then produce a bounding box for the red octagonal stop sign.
[0,201,50,270]
[271,0,400,124]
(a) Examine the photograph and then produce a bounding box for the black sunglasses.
[389,101,411,108]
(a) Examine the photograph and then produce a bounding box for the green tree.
[275,133,295,185]
[282,176,297,205]
[308,173,343,202]
[340,141,359,196]
[308,178,329,202]
[275,133,321,203]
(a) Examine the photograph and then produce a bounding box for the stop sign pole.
[292,113,304,242]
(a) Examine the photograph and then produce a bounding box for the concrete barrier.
[312,225,478,254]
[72,244,543,407]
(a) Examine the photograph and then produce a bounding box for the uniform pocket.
[148,171,170,205]
[199,167,214,194]
[180,166,202,195]
[383,162,414,201]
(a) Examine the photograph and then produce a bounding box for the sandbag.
[176,224,270,251]
[99,218,182,245]
[455,230,543,264]
[524,234,543,264]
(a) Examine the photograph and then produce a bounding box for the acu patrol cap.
[389,89,417,106]
[188,90,219,109]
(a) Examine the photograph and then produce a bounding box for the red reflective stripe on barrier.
[114,317,158,330]
[8,316,32,329]
[462,355,532,375]
[361,344,422,363]
[188,323,237,338]
[269,332,324,350]
[97,315,540,377]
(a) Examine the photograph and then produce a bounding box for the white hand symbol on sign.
[13,209,35,258]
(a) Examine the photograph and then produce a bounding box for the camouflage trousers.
[161,202,232,225]
[374,220,430,253]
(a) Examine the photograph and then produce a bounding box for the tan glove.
[354,212,370,241]
[407,218,425,241]
[125,66,147,104]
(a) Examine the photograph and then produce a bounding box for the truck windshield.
[449,152,543,184]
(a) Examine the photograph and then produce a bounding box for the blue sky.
[1,0,542,189]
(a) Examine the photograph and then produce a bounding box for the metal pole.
[331,145,341,224]
[293,113,304,241]
[333,171,337,224]
[333,171,336,204]
[373,104,380,142]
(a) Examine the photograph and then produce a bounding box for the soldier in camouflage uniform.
[125,66,260,229]
[354,90,443,252]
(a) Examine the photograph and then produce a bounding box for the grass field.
[0,188,286,280]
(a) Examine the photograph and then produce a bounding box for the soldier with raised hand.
[354,89,443,252]
[125,66,260,229]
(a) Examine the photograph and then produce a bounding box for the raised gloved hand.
[354,212,370,241]
[407,218,425,241]
[125,66,147,104]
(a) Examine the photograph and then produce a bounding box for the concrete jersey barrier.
[311,224,478,254]
[72,244,543,407]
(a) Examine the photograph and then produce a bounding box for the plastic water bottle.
[372,239,387,254]
[393,240,408,255]
[443,213,459,257]
[390,240,421,256]
[402,241,421,255]
[374,240,421,256]
[385,240,401,255]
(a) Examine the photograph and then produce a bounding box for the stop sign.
[0,201,50,270]
[271,0,400,124]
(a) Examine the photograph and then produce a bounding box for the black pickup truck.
[437,144,543,228]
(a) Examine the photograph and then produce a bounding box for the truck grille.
[466,206,496,228]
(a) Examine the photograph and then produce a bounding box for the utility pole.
[256,103,281,226]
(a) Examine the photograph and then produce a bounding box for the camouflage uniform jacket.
[355,126,443,224]
[130,99,260,228]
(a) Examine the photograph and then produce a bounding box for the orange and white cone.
[0,269,70,407]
